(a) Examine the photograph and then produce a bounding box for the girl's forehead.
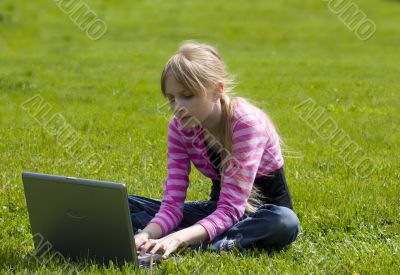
[165,76,186,95]
[164,73,209,97]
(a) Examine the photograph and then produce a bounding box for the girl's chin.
[179,116,200,129]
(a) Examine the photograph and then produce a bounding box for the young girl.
[129,41,300,259]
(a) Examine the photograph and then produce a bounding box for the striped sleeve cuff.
[149,215,174,237]
[195,218,219,241]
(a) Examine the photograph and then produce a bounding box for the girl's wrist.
[171,232,187,247]
[137,229,152,239]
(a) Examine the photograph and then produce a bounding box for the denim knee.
[254,205,300,249]
[276,207,299,237]
[270,206,300,248]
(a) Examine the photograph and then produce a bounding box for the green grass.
[1,0,399,273]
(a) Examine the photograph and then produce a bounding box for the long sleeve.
[149,118,191,236]
[195,114,269,241]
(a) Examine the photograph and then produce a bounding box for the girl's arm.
[139,223,208,257]
[134,223,163,252]
[194,114,271,242]
[140,222,163,239]
[137,224,208,259]
[168,224,209,246]
[140,223,208,245]
[147,118,192,237]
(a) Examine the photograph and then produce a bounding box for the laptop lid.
[22,172,137,266]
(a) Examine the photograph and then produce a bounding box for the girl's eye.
[183,94,193,99]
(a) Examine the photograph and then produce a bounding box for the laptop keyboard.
[137,253,163,269]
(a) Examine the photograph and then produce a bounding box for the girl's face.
[164,75,218,130]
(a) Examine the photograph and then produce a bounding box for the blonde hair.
[160,41,265,214]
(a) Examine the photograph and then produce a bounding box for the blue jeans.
[128,194,300,252]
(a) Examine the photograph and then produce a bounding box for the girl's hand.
[139,233,185,259]
[134,231,150,251]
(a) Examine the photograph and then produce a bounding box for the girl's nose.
[174,107,185,118]
[173,103,188,118]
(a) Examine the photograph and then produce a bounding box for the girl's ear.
[213,82,224,102]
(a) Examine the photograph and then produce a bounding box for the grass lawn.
[0,0,399,273]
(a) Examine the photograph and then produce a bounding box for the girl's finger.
[150,242,162,254]
[135,238,146,249]
[136,243,145,252]
[162,247,171,260]
[140,239,156,255]
[161,241,178,259]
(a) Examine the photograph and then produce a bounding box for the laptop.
[22,171,162,267]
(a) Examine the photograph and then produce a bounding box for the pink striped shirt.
[149,98,284,241]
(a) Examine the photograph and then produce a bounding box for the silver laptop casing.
[22,172,137,266]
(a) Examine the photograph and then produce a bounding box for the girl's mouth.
[179,116,190,121]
